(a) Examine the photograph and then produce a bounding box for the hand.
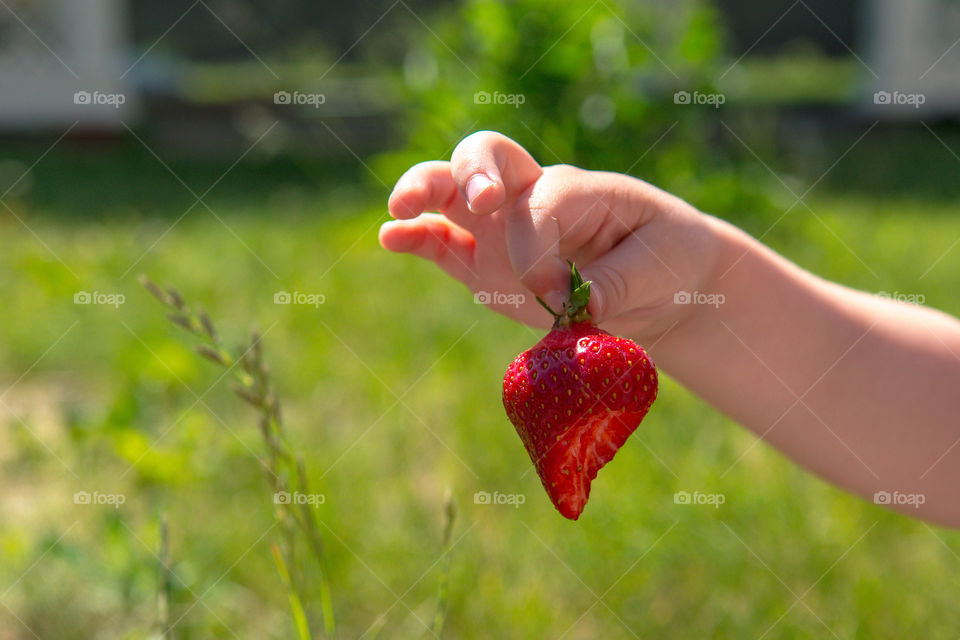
[379,131,721,342]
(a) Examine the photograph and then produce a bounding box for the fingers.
[580,235,663,325]
[505,163,619,301]
[378,214,478,285]
[384,133,567,303]
[450,131,543,215]
[388,161,478,230]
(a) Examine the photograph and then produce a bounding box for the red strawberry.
[502,263,657,520]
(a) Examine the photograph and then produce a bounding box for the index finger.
[388,160,481,231]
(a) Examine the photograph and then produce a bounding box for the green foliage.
[376,0,773,216]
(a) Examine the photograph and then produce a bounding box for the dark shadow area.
[0,132,376,220]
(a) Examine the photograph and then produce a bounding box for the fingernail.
[465,174,495,211]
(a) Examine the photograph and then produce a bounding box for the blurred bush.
[374,0,776,218]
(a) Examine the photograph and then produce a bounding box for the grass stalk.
[140,275,336,638]
[431,488,456,637]
[158,514,172,640]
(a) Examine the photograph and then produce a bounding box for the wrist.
[695,213,747,298]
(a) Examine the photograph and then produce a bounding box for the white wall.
[0,0,137,130]
[866,0,960,117]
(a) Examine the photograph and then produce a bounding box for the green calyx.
[536,261,593,327]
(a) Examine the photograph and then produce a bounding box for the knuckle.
[589,263,630,308]
[525,168,580,217]
[543,163,582,181]
[516,269,542,292]
[452,130,499,163]
[406,160,445,178]
[420,228,449,263]
[515,256,565,295]
[398,161,430,186]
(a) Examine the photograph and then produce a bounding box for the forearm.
[651,215,960,526]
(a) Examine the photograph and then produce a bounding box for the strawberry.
[502,263,657,520]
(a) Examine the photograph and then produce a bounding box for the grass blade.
[272,543,312,640]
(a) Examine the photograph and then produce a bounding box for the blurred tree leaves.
[374,0,776,218]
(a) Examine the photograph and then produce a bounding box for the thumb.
[579,258,632,325]
[450,131,543,215]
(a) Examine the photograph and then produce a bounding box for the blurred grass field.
[2,138,960,639]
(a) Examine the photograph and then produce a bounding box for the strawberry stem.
[538,261,593,327]
[536,296,560,317]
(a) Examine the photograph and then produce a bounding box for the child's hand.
[381,131,960,527]
[379,131,720,341]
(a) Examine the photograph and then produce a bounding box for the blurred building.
[866,0,960,118]
[0,0,958,135]
[0,0,136,130]
[722,0,960,118]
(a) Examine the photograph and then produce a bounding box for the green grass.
[1,146,960,639]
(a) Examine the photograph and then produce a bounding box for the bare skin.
[379,130,960,527]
